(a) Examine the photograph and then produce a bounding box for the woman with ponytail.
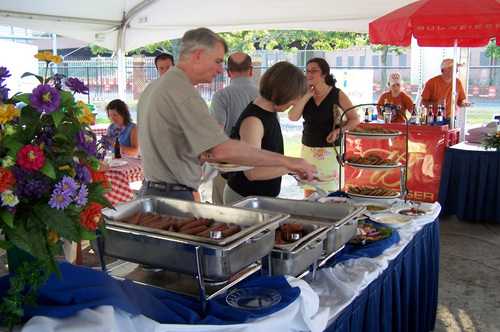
[288,58,360,199]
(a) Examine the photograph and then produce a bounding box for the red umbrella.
[369,0,500,47]
[369,0,500,129]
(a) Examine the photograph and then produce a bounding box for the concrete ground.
[1,179,499,331]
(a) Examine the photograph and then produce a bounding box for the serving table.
[344,123,460,203]
[5,201,441,332]
[104,155,143,205]
[90,123,109,136]
[438,142,500,223]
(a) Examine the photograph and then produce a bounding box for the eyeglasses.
[304,69,321,74]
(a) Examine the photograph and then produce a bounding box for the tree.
[368,43,408,86]
[485,41,500,86]
[90,30,367,60]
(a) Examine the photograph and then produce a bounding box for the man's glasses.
[304,69,321,74]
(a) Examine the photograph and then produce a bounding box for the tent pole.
[451,39,458,129]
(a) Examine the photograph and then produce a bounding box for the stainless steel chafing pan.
[231,196,364,253]
[97,196,288,281]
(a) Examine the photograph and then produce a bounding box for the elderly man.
[209,52,260,203]
[421,58,474,122]
[137,27,316,201]
[154,53,174,77]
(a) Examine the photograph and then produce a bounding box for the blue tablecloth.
[0,263,300,325]
[438,143,500,222]
[326,218,440,332]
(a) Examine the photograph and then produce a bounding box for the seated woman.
[223,62,311,205]
[106,99,140,156]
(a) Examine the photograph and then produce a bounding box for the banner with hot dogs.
[344,124,451,203]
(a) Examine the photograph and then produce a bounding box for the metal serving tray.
[98,196,288,281]
[267,221,329,276]
[231,196,364,253]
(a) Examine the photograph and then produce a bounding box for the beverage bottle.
[114,137,122,158]
[436,105,444,122]
[364,108,370,123]
[409,104,418,124]
[420,106,427,125]
[371,107,378,122]
[391,102,397,119]
[426,105,434,125]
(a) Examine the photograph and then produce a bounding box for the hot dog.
[173,217,198,231]
[146,215,173,229]
[196,223,229,238]
[178,218,212,232]
[179,225,208,235]
[139,214,162,226]
[129,211,145,225]
[221,225,242,238]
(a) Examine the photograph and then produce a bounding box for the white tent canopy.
[0,0,418,53]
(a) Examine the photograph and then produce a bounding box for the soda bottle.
[371,107,378,122]
[420,106,427,125]
[114,137,122,158]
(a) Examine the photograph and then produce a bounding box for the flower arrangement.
[0,51,112,329]
[481,131,500,151]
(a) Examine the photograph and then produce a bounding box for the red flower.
[16,145,46,171]
[79,202,103,230]
[0,167,16,193]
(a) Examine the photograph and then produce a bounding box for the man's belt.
[145,180,194,192]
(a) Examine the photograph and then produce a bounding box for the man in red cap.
[421,58,474,123]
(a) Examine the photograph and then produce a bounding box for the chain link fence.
[40,59,500,132]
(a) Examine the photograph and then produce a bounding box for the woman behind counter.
[106,99,140,156]
[223,61,312,205]
[288,58,360,199]
[376,72,414,123]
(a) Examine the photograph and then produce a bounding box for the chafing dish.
[266,220,329,277]
[231,196,364,254]
[97,196,288,281]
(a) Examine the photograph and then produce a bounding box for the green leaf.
[58,91,75,108]
[11,92,32,105]
[35,205,80,242]
[1,210,14,228]
[0,240,14,250]
[39,162,56,179]
[21,72,43,84]
[77,228,99,240]
[51,110,66,127]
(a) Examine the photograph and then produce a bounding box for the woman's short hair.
[178,27,228,62]
[260,61,308,106]
[307,58,337,86]
[106,99,131,126]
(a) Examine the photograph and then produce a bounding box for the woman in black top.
[288,58,360,199]
[224,62,311,204]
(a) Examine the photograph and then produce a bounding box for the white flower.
[1,190,19,207]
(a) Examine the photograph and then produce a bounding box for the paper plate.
[108,160,128,167]
[226,287,281,310]
[369,213,413,228]
[210,163,254,172]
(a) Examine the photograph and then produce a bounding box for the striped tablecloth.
[104,155,143,206]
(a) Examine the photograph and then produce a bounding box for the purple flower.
[74,184,88,207]
[75,130,98,157]
[0,85,9,100]
[57,175,78,196]
[0,67,11,83]
[48,187,72,210]
[12,166,51,198]
[51,74,64,91]
[29,84,61,115]
[35,126,56,148]
[65,77,89,95]
[75,163,92,184]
